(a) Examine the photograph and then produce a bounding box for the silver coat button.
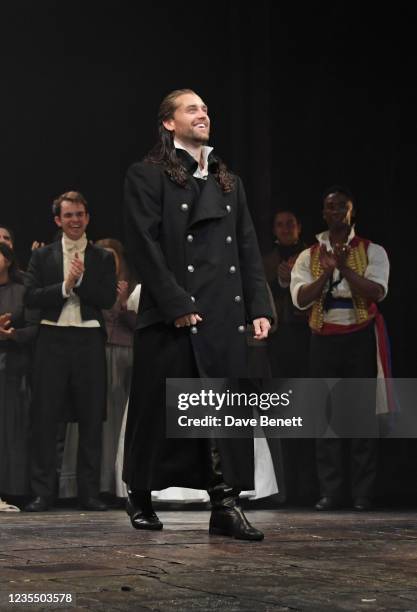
[238,325,246,333]
[234,295,241,302]
[190,326,198,334]
[226,236,232,243]
[181,203,189,211]
[226,205,231,213]
[190,296,196,302]
[229,265,236,274]
[187,265,194,273]
[187,234,194,242]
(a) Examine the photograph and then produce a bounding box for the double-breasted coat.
[123,150,273,491]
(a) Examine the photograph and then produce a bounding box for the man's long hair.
[145,89,235,192]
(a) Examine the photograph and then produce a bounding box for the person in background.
[95,238,138,496]
[291,186,390,511]
[24,191,117,512]
[0,226,14,249]
[59,238,139,502]
[263,210,317,504]
[263,210,310,377]
[0,243,38,511]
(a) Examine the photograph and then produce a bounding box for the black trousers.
[310,324,378,499]
[30,326,106,500]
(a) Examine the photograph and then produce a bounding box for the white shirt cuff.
[62,274,83,298]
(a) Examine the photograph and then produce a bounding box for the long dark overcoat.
[123,150,273,490]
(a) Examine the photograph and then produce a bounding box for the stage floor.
[1,508,417,611]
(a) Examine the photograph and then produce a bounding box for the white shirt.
[41,234,100,328]
[174,139,214,180]
[290,227,390,326]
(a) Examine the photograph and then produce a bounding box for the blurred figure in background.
[0,243,38,511]
[291,186,390,511]
[263,210,317,504]
[60,239,139,501]
[0,226,14,249]
[24,191,117,512]
[96,239,138,496]
[263,210,310,378]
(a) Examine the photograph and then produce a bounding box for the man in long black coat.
[123,89,273,540]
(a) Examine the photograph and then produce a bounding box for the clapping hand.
[117,280,129,308]
[31,240,45,250]
[65,252,85,293]
[333,242,350,270]
[319,244,337,272]
[0,312,15,340]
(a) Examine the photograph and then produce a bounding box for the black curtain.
[0,1,415,376]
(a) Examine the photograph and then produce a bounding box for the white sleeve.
[290,248,316,310]
[365,243,390,300]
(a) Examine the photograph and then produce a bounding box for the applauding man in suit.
[24,191,117,511]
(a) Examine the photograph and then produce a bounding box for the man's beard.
[189,126,210,144]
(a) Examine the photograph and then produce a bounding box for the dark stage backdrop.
[1,2,415,375]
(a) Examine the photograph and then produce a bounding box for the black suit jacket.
[24,241,117,329]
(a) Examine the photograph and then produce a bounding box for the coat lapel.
[50,241,64,283]
[84,242,93,269]
[187,175,228,228]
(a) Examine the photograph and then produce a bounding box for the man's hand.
[333,243,350,270]
[319,244,337,273]
[252,317,271,340]
[0,313,11,330]
[174,313,203,328]
[0,314,15,340]
[65,252,85,293]
[31,240,45,250]
[0,326,16,341]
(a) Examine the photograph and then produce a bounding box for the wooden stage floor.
[1,507,417,611]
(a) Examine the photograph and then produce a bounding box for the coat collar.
[175,147,220,176]
[175,147,199,174]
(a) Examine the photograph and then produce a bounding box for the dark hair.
[272,210,301,225]
[0,242,22,283]
[145,88,235,193]
[95,238,137,295]
[52,191,89,217]
[0,224,15,247]
[322,185,355,207]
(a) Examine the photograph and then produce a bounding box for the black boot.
[126,489,163,530]
[209,491,264,541]
[207,442,264,541]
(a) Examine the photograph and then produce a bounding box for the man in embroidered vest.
[24,191,117,512]
[290,186,389,511]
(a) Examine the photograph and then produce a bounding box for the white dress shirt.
[41,234,100,328]
[174,139,214,180]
